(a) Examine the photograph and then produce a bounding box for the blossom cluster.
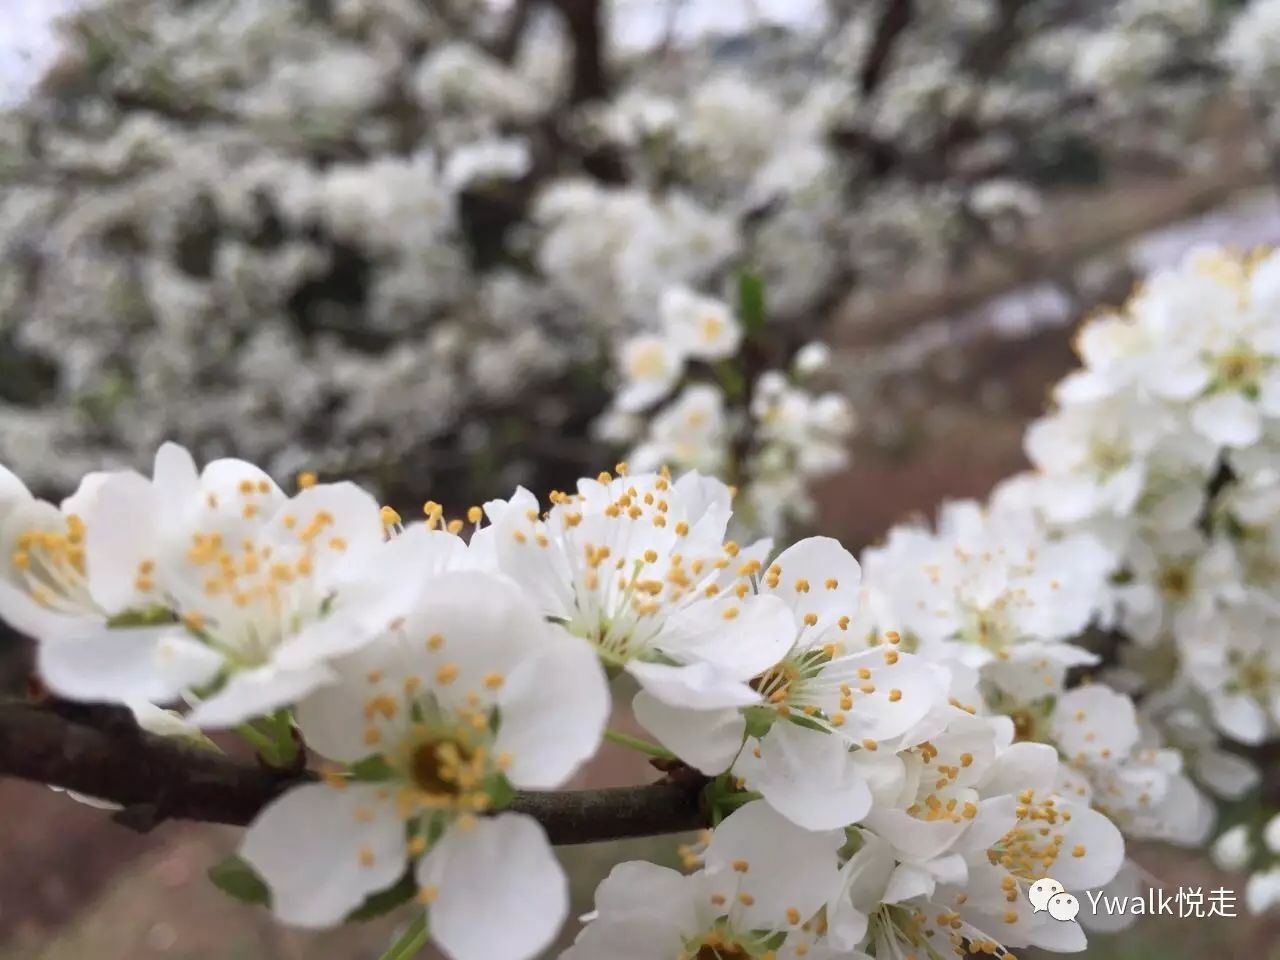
[598,283,854,536]
[0,0,1248,507]
[3,438,1132,960]
[992,245,1280,915]
[14,244,1280,955]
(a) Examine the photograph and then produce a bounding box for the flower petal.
[418,813,566,960]
[704,800,843,925]
[626,659,760,709]
[759,537,862,635]
[188,662,334,728]
[735,722,871,830]
[240,783,405,928]
[38,627,216,704]
[632,691,745,774]
[495,637,609,788]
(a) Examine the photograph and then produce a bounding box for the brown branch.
[0,700,708,845]
[958,0,1028,77]
[493,0,537,63]
[545,0,609,105]
[859,0,914,96]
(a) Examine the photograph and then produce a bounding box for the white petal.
[883,863,934,904]
[1029,913,1088,951]
[1191,393,1262,448]
[563,917,685,960]
[82,471,160,615]
[0,575,95,642]
[862,808,966,861]
[823,651,948,744]
[188,662,334,728]
[495,637,609,789]
[1045,801,1125,890]
[979,742,1061,798]
[1078,860,1143,934]
[267,482,384,577]
[736,722,871,831]
[826,834,894,949]
[152,442,200,518]
[1145,353,1210,400]
[632,692,745,774]
[954,796,1018,854]
[590,860,698,929]
[487,489,576,620]
[659,593,796,680]
[1193,750,1258,800]
[760,537,862,635]
[241,783,405,928]
[1051,685,1139,764]
[38,627,216,704]
[626,660,760,709]
[294,642,411,762]
[1211,692,1269,745]
[419,813,566,960]
[704,801,843,925]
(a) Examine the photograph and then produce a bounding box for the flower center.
[750,661,798,702]
[1156,562,1192,601]
[1215,348,1261,390]
[693,944,749,960]
[987,791,1073,880]
[410,738,476,796]
[1088,439,1129,476]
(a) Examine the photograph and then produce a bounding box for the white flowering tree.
[2,245,1280,957]
[5,0,1280,955]
[0,0,1251,520]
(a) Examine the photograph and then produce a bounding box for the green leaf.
[736,269,767,338]
[347,870,417,923]
[208,856,270,907]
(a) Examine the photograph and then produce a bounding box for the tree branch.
[546,0,609,105]
[493,0,537,64]
[859,0,914,96]
[0,701,708,845]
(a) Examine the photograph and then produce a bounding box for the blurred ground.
[5,170,1280,958]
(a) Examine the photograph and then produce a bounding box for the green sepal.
[786,712,830,735]
[484,772,517,811]
[208,855,270,907]
[742,707,776,739]
[349,755,397,782]
[107,604,178,628]
[346,870,417,923]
